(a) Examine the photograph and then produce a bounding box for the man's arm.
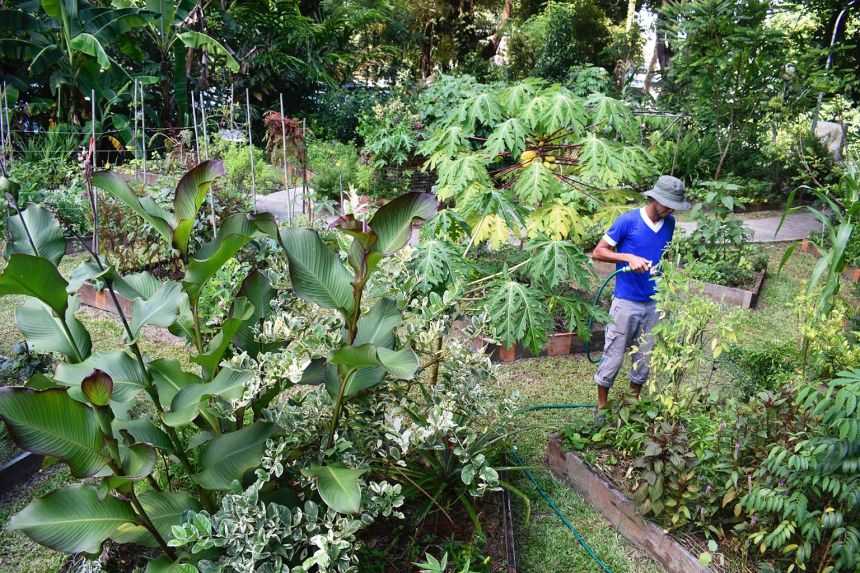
[592,239,652,273]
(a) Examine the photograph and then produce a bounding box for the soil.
[60,541,157,573]
[359,492,516,572]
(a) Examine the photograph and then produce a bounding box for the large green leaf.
[232,270,275,356]
[303,464,367,514]
[163,367,250,427]
[66,261,109,293]
[149,358,201,409]
[331,344,380,371]
[129,281,185,340]
[5,204,66,266]
[484,279,551,355]
[523,239,592,289]
[0,388,109,477]
[172,160,225,254]
[138,491,201,543]
[193,422,275,490]
[377,347,419,380]
[193,297,254,379]
[55,351,147,404]
[183,213,272,304]
[70,33,110,70]
[0,254,69,315]
[368,192,438,254]
[278,229,354,314]
[92,171,174,245]
[177,31,239,72]
[115,271,162,300]
[354,298,401,348]
[325,367,386,399]
[8,485,137,554]
[114,418,172,451]
[511,160,560,206]
[17,297,92,362]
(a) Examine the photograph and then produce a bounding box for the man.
[591,175,691,409]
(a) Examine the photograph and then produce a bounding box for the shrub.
[307,139,367,200]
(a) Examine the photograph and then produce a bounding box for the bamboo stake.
[279,93,291,226]
[132,79,139,178]
[91,89,99,256]
[0,84,6,170]
[302,117,309,221]
[245,88,256,213]
[3,83,11,164]
[200,91,216,237]
[140,82,147,184]
[190,90,201,164]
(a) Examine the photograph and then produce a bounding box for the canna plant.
[0,162,437,569]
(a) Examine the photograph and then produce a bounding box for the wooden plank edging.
[545,435,711,573]
[77,282,135,319]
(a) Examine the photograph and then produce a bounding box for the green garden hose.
[585,266,632,364]
[511,403,615,573]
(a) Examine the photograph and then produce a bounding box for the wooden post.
[191,90,201,164]
[199,91,216,237]
[302,117,309,222]
[279,93,291,226]
[245,88,256,213]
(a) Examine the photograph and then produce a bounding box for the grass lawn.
[497,243,843,573]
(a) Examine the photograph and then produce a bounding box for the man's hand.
[625,254,652,273]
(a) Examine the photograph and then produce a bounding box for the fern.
[483,278,551,354]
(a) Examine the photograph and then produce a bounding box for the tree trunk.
[484,0,512,58]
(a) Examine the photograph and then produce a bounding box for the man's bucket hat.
[642,175,691,211]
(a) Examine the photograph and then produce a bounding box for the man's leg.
[595,299,633,408]
[629,302,658,395]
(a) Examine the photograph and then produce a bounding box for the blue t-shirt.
[603,208,675,302]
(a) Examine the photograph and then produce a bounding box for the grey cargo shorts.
[594,297,658,388]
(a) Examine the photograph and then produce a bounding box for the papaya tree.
[0,162,437,569]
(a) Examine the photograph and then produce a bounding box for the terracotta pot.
[497,345,517,363]
[546,333,573,356]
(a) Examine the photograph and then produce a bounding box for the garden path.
[677,211,821,243]
[255,188,306,221]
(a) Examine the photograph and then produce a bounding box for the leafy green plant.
[420,78,654,249]
[307,139,367,200]
[669,181,767,287]
[0,153,493,570]
[742,369,860,573]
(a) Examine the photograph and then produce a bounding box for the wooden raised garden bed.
[691,269,766,309]
[78,282,135,319]
[545,435,711,573]
[590,255,767,309]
